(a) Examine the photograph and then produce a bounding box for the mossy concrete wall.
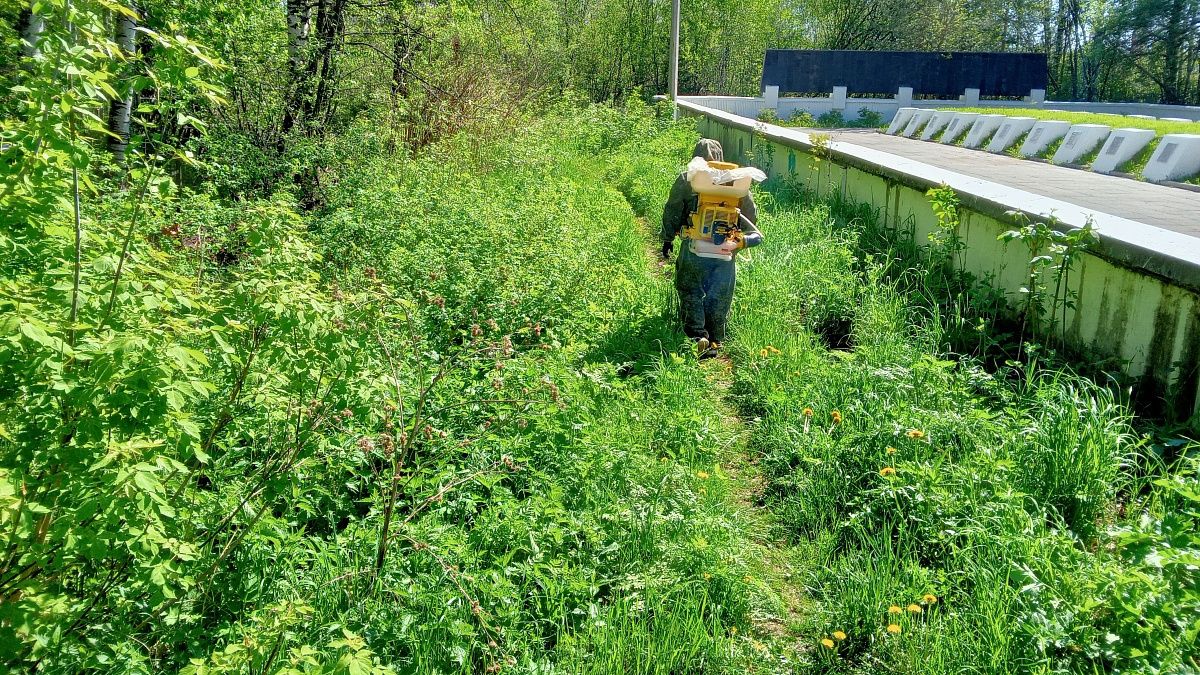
[685,104,1200,419]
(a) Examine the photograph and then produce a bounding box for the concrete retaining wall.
[679,100,1200,419]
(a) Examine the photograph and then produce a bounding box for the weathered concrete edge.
[678,100,1200,293]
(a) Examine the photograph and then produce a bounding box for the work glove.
[661,239,674,260]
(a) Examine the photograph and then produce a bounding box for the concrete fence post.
[832,86,848,111]
[1030,89,1046,104]
[896,86,913,106]
[763,85,779,112]
[963,88,981,104]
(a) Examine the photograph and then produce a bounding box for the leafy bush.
[781,107,884,129]
[788,110,819,127]
[2,87,776,672]
[816,109,845,127]
[855,107,884,128]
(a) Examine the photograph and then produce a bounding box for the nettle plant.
[924,184,965,283]
[999,211,1097,346]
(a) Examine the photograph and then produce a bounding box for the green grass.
[918,107,1200,176]
[713,175,1199,672]
[7,99,1198,675]
[952,106,1200,136]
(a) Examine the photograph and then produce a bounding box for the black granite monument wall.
[762,50,1047,97]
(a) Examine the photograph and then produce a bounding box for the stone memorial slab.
[1052,124,1111,164]
[1141,134,1200,182]
[1160,117,1194,123]
[1018,120,1072,157]
[920,111,957,141]
[940,112,979,144]
[1090,128,1156,174]
[887,107,919,135]
[963,114,1006,149]
[986,116,1037,153]
[902,109,935,137]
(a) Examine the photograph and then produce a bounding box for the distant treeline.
[477,0,1200,104]
[1,0,1195,171]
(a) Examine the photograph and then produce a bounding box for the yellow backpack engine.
[683,159,758,261]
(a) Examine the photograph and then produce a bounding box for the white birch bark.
[108,5,138,164]
[287,0,312,72]
[21,8,45,58]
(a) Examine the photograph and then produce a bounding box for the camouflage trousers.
[674,244,736,343]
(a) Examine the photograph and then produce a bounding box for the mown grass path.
[704,357,813,653]
[641,217,817,670]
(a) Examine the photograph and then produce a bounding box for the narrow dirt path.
[643,219,813,665]
[700,358,812,660]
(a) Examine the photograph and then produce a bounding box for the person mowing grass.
[661,139,765,358]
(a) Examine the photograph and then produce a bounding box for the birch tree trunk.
[282,0,313,136]
[20,8,45,59]
[108,5,138,164]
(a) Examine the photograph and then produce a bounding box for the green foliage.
[999,212,1097,345]
[952,107,1200,137]
[776,107,886,129]
[3,74,766,671]
[854,108,884,128]
[723,184,1198,673]
[757,108,780,124]
[2,1,1197,671]
[787,110,818,127]
[1108,456,1200,664]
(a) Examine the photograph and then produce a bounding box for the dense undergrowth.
[726,177,1200,673]
[1,99,762,673]
[4,91,1198,675]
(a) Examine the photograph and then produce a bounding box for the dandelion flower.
[922,594,938,604]
[833,631,846,640]
[767,346,781,354]
[886,446,897,455]
[831,410,843,424]
[704,573,712,579]
[661,457,668,462]
[730,626,738,635]
[802,407,814,417]
[880,467,896,476]
[699,488,707,494]
[907,604,922,613]
[697,471,709,479]
[760,349,769,357]
[906,429,925,439]
[887,623,901,634]
[744,575,751,583]
[888,605,902,614]
[821,638,835,648]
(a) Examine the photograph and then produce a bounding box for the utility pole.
[668,0,680,120]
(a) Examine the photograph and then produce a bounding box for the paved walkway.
[821,129,1200,239]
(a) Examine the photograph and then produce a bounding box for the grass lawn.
[950,106,1200,136]
[902,107,1200,178]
